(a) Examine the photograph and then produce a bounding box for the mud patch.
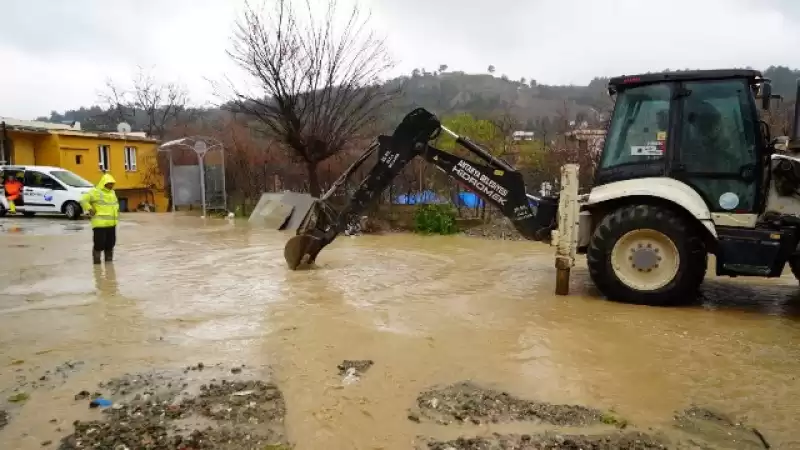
[57,366,289,450]
[421,431,670,450]
[5,360,86,393]
[412,381,604,426]
[0,360,87,434]
[409,383,773,449]
[461,218,524,241]
[674,406,769,449]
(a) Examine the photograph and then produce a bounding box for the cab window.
[679,80,757,174]
[24,171,65,190]
[599,83,671,169]
[677,80,759,212]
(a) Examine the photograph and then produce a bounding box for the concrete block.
[248,191,318,231]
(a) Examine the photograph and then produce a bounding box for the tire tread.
[587,204,706,306]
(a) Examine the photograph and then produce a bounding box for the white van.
[0,165,95,219]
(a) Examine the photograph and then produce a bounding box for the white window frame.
[98,145,110,171]
[124,146,137,172]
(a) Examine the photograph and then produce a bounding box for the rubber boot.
[92,251,102,265]
[104,249,114,262]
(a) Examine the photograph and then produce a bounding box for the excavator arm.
[284,107,560,270]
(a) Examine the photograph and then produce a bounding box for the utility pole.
[1,121,6,164]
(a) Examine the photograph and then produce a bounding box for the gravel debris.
[413,381,605,426]
[54,367,289,450]
[422,431,670,450]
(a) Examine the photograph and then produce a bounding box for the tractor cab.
[575,69,800,306]
[595,69,772,217]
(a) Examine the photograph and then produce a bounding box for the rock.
[342,368,360,385]
[40,440,51,446]
[231,367,242,374]
[8,392,30,403]
[337,360,374,375]
[0,409,8,430]
[74,390,91,400]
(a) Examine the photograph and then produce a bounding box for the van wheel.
[587,204,707,306]
[64,201,82,220]
[22,211,35,217]
[0,206,6,217]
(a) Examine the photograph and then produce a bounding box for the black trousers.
[93,226,117,253]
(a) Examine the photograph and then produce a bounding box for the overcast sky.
[3,0,800,119]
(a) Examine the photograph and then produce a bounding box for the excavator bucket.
[283,199,329,270]
[284,234,320,270]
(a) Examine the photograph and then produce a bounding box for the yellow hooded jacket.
[80,173,119,228]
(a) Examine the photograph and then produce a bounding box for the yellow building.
[1,117,168,212]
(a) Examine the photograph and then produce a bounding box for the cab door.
[23,170,65,213]
[671,79,762,214]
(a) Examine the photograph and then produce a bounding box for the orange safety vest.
[5,180,22,201]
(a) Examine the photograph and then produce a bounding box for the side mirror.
[761,82,772,110]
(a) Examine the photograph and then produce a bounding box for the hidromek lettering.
[452,160,509,205]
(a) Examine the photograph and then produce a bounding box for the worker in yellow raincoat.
[80,173,120,264]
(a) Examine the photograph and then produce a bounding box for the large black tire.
[63,201,82,220]
[587,204,707,306]
[0,205,6,217]
[22,211,35,217]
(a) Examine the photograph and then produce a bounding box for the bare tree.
[100,66,189,139]
[222,0,400,197]
[489,109,520,159]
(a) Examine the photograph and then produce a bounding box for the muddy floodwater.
[0,213,799,449]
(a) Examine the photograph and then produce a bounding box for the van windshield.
[50,170,94,188]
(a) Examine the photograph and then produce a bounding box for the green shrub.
[413,204,458,235]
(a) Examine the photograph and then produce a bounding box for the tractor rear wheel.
[788,257,800,282]
[587,204,707,306]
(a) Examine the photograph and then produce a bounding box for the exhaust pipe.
[791,78,800,151]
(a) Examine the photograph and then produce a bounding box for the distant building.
[0,116,168,212]
[565,128,607,154]
[511,130,535,141]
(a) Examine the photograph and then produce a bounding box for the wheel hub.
[610,228,679,291]
[630,245,661,271]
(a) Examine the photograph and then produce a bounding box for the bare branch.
[99,66,189,139]
[219,0,400,196]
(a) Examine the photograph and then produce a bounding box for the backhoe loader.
[284,68,800,307]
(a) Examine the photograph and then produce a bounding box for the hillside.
[379,71,612,130]
[34,65,800,135]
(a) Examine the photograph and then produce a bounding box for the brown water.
[0,213,799,449]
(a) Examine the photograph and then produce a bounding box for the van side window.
[24,171,65,190]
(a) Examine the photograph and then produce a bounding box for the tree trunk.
[307,161,321,197]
